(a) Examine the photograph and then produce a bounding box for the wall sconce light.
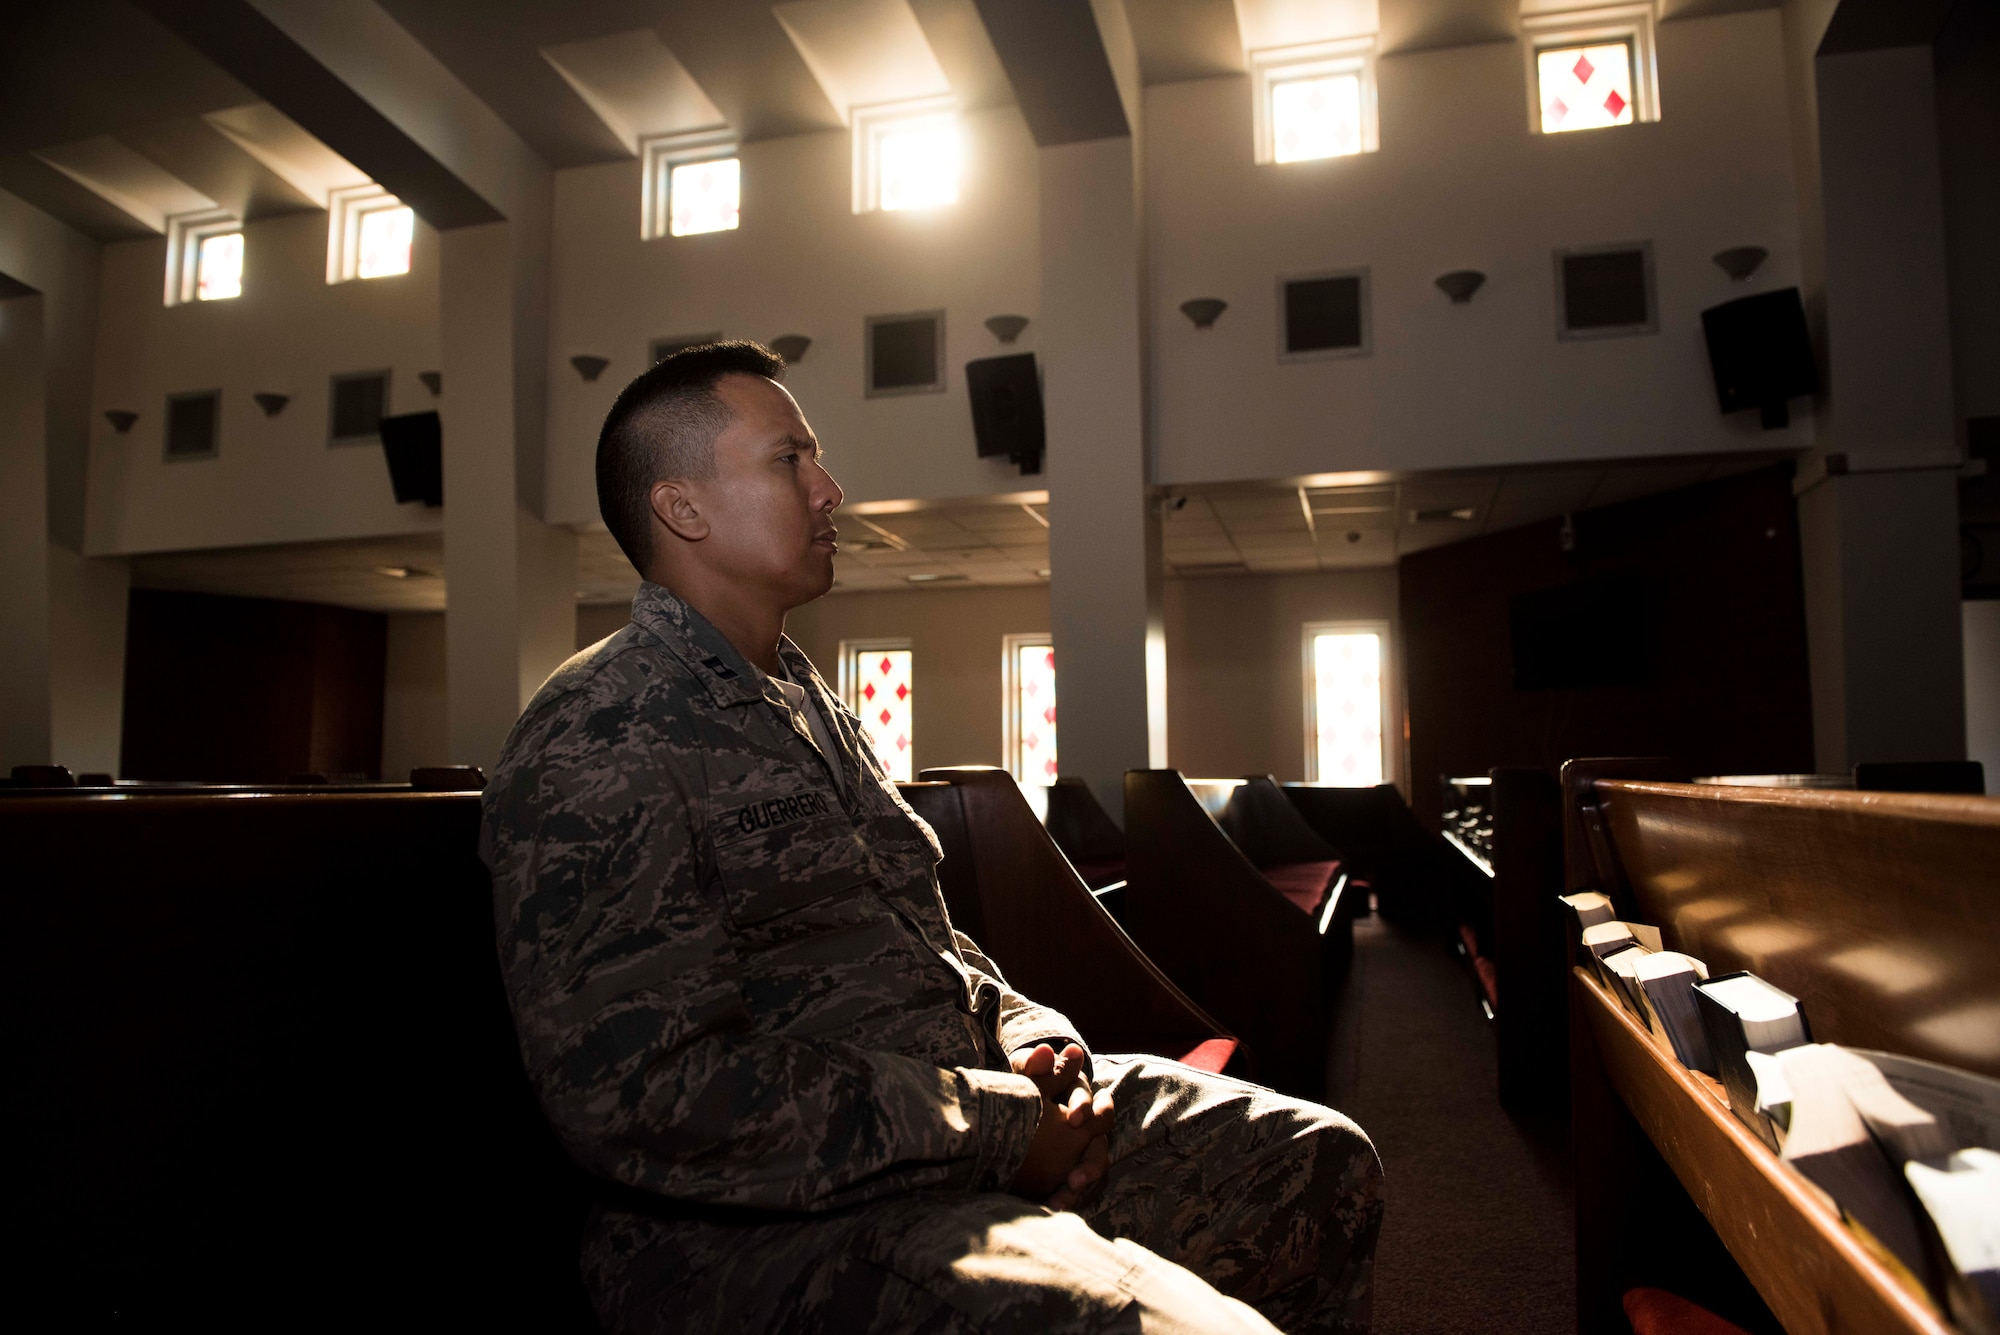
[1180,298,1227,329]
[1712,246,1768,281]
[570,355,610,382]
[769,334,811,364]
[984,314,1029,344]
[104,410,138,434]
[418,371,442,396]
[253,393,289,417]
[1435,270,1486,304]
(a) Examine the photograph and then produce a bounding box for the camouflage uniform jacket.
[480,582,1080,1216]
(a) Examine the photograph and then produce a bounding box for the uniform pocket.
[711,795,878,925]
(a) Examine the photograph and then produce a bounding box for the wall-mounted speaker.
[965,353,1043,475]
[165,390,220,461]
[330,370,389,443]
[1700,287,1816,429]
[379,410,443,506]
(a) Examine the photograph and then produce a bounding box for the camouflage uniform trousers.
[584,1054,1385,1334]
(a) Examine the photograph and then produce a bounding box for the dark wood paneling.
[121,590,386,781]
[1400,466,1814,830]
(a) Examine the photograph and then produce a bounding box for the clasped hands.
[1007,1041,1114,1211]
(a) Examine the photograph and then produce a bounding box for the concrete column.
[440,219,575,772]
[0,294,52,772]
[1040,134,1165,819]
[1796,44,1964,769]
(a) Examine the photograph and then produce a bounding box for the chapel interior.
[4,1,1998,1331]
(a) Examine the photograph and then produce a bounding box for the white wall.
[86,209,444,555]
[1166,568,1401,784]
[544,106,1045,522]
[1965,601,2000,791]
[1146,10,1809,485]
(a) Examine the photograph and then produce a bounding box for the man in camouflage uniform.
[481,343,1382,1333]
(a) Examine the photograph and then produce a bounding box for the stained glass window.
[1009,639,1057,784]
[1537,41,1636,134]
[843,643,913,782]
[670,157,740,237]
[196,231,243,301]
[1271,73,1363,162]
[356,204,413,279]
[1309,629,1383,786]
[878,117,959,211]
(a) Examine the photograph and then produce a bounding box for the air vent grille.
[1282,271,1369,358]
[165,390,220,460]
[1557,245,1655,337]
[330,371,388,442]
[868,311,945,396]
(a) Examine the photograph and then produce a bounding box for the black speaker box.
[379,411,443,506]
[1701,288,1817,429]
[965,353,1044,475]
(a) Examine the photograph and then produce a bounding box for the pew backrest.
[3,790,595,1328]
[903,768,1232,1060]
[1570,773,2000,1080]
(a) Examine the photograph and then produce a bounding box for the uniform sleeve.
[951,929,1093,1064]
[484,695,1047,1213]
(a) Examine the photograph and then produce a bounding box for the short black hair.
[595,340,788,572]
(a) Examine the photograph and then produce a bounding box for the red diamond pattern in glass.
[1603,89,1626,118]
[1571,52,1594,84]
[1012,642,1057,783]
[849,646,913,781]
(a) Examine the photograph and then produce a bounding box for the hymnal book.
[1631,951,1715,1072]
[1695,972,1812,1150]
[1778,1043,1934,1290]
[1853,1049,2000,1153]
[1744,1050,1793,1141]
[1603,945,1654,1018]
[1559,891,1616,933]
[1580,921,1663,986]
[1905,1148,2000,1335]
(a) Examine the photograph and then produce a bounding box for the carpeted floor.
[1327,912,1575,1335]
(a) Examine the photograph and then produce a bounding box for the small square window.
[330,370,390,444]
[641,130,738,240]
[356,204,414,278]
[1281,270,1371,360]
[196,232,243,301]
[866,311,945,396]
[1251,39,1378,165]
[1523,5,1659,134]
[164,210,243,307]
[165,389,221,461]
[670,158,740,236]
[853,98,959,214]
[328,184,414,283]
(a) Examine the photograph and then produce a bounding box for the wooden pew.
[1284,780,1488,930]
[1123,769,1330,1099]
[1042,776,1128,891]
[900,768,1242,1076]
[1191,775,1357,971]
[1562,763,2000,1335]
[2,787,597,1329]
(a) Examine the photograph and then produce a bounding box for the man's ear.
[650,478,709,543]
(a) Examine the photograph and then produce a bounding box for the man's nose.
[814,462,844,511]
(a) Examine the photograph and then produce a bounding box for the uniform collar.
[629,581,784,708]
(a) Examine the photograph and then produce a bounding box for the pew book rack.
[1564,766,2000,1335]
[1573,965,1952,1335]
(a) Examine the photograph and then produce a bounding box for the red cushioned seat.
[1260,860,1340,916]
[1172,1038,1239,1073]
[1622,1288,1753,1335]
